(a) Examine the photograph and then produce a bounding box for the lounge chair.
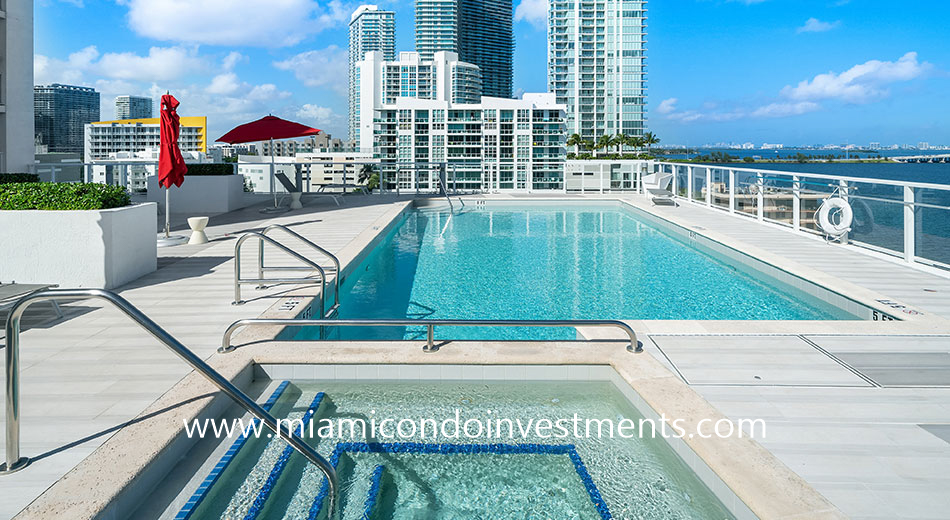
[641,172,676,206]
[274,173,342,207]
[0,282,64,323]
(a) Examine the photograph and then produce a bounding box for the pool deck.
[1,192,949,520]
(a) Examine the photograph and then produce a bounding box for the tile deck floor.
[1,193,949,519]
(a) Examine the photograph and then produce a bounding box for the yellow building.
[85,116,208,160]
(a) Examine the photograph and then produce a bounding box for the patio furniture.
[0,283,64,322]
[642,172,676,206]
[187,216,210,245]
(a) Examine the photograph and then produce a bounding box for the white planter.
[0,203,157,289]
[146,175,248,215]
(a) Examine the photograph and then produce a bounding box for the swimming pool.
[294,203,858,341]
[177,380,735,519]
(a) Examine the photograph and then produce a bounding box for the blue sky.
[34,0,950,146]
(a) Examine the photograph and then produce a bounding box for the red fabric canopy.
[158,94,187,188]
[216,115,321,144]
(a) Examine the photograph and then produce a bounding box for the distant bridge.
[891,154,950,163]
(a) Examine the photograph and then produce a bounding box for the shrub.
[0,182,131,210]
[0,173,40,184]
[184,164,235,176]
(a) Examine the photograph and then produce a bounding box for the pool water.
[182,381,735,519]
[296,204,855,341]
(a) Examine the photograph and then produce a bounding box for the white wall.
[0,203,158,289]
[145,175,248,214]
[1,0,35,173]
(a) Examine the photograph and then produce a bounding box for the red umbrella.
[217,116,321,210]
[159,94,188,187]
[159,94,188,241]
[217,115,320,144]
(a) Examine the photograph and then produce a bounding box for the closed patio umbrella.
[158,93,189,247]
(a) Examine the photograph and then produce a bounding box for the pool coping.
[15,340,845,520]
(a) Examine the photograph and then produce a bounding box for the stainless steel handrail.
[219,318,641,353]
[233,232,327,315]
[1,289,338,518]
[259,224,341,316]
[437,167,455,213]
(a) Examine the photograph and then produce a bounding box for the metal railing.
[219,318,641,354]
[436,165,455,213]
[233,230,340,319]
[257,224,341,315]
[653,162,950,270]
[1,289,338,518]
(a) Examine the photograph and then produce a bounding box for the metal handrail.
[233,233,327,316]
[259,224,341,315]
[219,318,641,354]
[437,166,454,213]
[1,289,338,518]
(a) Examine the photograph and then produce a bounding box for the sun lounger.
[0,282,64,321]
[641,172,677,206]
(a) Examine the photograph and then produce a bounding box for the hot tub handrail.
[259,224,341,314]
[1,289,339,518]
[219,318,640,354]
[233,232,330,316]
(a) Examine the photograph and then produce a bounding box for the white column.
[756,172,764,221]
[687,166,694,202]
[671,165,678,198]
[705,167,712,206]
[792,175,801,231]
[904,185,915,263]
[728,169,735,214]
[839,180,849,245]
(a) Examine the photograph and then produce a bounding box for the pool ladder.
[1,288,340,517]
[233,224,341,318]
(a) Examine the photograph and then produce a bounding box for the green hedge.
[0,173,40,184]
[185,164,235,176]
[0,183,131,210]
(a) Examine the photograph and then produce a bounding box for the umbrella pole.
[164,185,170,238]
[270,137,277,208]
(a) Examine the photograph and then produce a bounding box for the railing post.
[671,165,678,198]
[728,169,735,214]
[756,172,765,221]
[792,175,801,231]
[904,185,915,263]
[839,180,850,245]
[705,167,712,206]
[687,166,694,202]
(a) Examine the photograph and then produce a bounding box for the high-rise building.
[549,0,647,141]
[349,5,395,143]
[1,0,35,172]
[84,117,207,162]
[34,84,100,154]
[358,51,565,192]
[415,0,513,98]
[115,95,153,119]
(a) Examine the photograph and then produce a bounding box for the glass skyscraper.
[114,95,153,119]
[415,0,513,98]
[548,0,647,141]
[34,84,100,154]
[349,5,395,143]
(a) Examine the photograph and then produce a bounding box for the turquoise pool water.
[182,381,735,519]
[296,204,856,341]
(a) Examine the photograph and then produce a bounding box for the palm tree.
[614,133,627,154]
[566,133,583,156]
[596,134,613,157]
[626,135,645,152]
[643,132,660,153]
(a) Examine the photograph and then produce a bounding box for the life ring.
[817,197,853,236]
[851,199,874,234]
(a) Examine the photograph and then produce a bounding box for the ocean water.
[295,204,856,342]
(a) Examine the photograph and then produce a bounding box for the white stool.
[187,216,210,245]
[289,192,303,210]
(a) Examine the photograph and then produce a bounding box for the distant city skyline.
[32,0,950,143]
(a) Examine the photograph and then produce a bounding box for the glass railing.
[656,162,950,270]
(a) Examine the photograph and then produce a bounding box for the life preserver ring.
[851,199,874,234]
[817,197,853,236]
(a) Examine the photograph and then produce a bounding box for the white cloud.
[657,98,678,115]
[514,0,548,27]
[273,46,348,95]
[35,45,205,85]
[750,101,820,118]
[117,0,356,47]
[781,52,930,103]
[222,52,245,71]
[797,18,840,33]
[206,73,242,95]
